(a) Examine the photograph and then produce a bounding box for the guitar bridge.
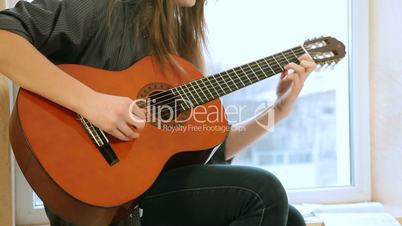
[77,115,119,166]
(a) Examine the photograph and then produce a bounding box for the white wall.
[370,0,402,213]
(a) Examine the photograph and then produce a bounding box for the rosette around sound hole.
[137,83,191,128]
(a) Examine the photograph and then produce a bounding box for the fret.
[200,78,215,99]
[231,69,245,87]
[220,72,233,92]
[247,63,260,81]
[177,85,194,107]
[205,76,220,98]
[254,60,268,79]
[194,80,209,102]
[225,70,239,90]
[300,45,309,55]
[290,48,302,61]
[281,51,291,64]
[190,83,204,104]
[184,84,200,105]
[262,58,277,74]
[239,66,253,84]
[271,55,284,71]
[295,46,307,58]
[212,75,226,95]
[171,88,191,109]
[166,46,308,109]
[290,48,297,58]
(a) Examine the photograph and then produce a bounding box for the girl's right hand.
[79,92,146,141]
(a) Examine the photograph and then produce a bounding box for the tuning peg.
[321,61,332,71]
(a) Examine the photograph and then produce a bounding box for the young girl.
[0,0,316,225]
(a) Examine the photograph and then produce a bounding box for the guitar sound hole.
[137,83,190,129]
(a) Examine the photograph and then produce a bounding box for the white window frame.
[8,0,17,6]
[288,0,371,204]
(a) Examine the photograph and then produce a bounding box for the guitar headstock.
[303,36,346,69]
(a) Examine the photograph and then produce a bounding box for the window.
[204,0,370,203]
[205,0,350,189]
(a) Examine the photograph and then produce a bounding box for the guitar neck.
[171,45,307,110]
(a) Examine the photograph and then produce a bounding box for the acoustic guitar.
[9,36,345,226]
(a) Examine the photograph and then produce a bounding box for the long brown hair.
[108,0,207,71]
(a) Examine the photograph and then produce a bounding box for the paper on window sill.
[303,202,386,214]
[293,202,386,218]
[293,203,402,226]
[315,213,401,226]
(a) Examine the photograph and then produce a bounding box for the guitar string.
[138,46,306,111]
[146,47,306,120]
[149,47,307,120]
[141,46,305,107]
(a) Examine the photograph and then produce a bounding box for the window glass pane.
[205,0,351,189]
[33,192,44,209]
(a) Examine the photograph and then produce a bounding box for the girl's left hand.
[273,54,317,118]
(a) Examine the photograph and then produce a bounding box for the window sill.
[306,217,402,226]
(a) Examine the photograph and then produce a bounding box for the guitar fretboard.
[169,45,307,111]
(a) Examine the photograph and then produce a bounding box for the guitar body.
[9,55,228,226]
[9,36,346,226]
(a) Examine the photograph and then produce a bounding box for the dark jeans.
[45,165,306,226]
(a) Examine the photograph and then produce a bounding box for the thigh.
[138,164,288,226]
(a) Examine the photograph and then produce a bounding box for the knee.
[247,168,288,211]
[288,205,306,226]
